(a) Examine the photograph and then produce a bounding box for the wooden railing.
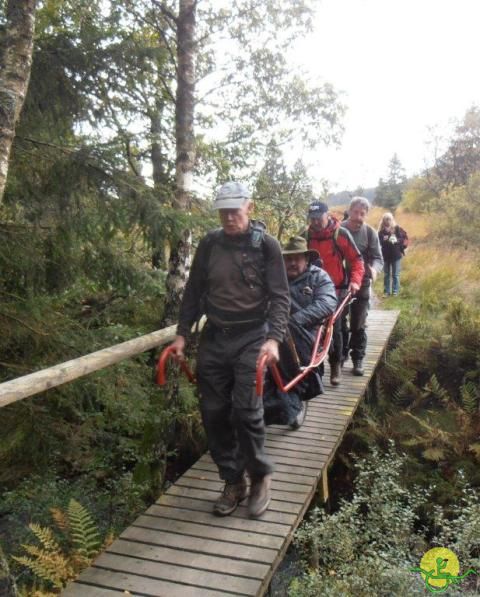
[0,325,178,409]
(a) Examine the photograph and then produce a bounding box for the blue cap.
[308,201,329,217]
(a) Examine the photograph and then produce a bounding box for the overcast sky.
[293,0,480,192]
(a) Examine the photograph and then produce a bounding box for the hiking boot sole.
[213,503,239,517]
[248,496,271,519]
[213,494,247,517]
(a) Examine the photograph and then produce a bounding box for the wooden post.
[321,467,329,504]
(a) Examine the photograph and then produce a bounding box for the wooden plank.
[173,476,308,503]
[156,494,298,525]
[107,538,270,579]
[191,460,317,484]
[309,396,358,405]
[265,438,333,456]
[300,410,350,423]
[165,485,302,514]
[264,449,325,468]
[93,552,262,595]
[132,514,284,549]
[265,430,338,445]
[145,504,290,536]
[120,526,277,565]
[62,585,122,596]
[305,405,354,416]
[182,468,312,494]
[76,566,231,596]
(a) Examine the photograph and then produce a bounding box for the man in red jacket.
[305,201,364,385]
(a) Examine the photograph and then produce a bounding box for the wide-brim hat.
[213,181,251,209]
[282,236,319,261]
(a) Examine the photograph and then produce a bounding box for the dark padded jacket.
[288,265,337,336]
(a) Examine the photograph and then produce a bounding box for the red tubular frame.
[156,345,196,386]
[255,292,351,397]
[156,292,352,396]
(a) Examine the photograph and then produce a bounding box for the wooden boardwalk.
[63,309,399,597]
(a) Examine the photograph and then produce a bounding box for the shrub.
[290,445,480,596]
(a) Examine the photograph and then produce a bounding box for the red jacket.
[307,217,364,289]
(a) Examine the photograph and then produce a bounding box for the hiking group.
[168,182,407,519]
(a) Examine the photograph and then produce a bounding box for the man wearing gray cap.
[169,182,290,518]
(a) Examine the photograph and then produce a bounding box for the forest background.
[0,0,479,595]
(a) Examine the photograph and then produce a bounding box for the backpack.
[202,221,268,290]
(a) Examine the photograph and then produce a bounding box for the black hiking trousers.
[342,284,370,362]
[196,322,273,484]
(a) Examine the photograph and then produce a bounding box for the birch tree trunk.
[161,0,196,326]
[0,0,36,204]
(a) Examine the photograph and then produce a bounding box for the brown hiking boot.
[330,362,341,386]
[352,360,364,376]
[213,476,248,517]
[248,474,272,518]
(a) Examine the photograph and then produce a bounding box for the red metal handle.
[156,345,196,386]
[255,292,352,397]
[256,353,269,397]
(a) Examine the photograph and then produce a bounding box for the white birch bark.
[162,0,196,326]
[0,0,36,204]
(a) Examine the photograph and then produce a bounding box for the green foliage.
[434,105,480,190]
[12,500,104,592]
[402,176,440,213]
[291,445,426,596]
[254,141,313,241]
[291,446,480,597]
[375,153,407,210]
[67,499,100,558]
[434,172,480,249]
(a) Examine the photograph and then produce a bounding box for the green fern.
[460,381,478,414]
[424,374,450,404]
[13,501,102,591]
[67,499,100,557]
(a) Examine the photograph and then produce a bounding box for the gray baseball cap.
[213,181,251,209]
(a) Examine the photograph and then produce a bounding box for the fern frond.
[50,507,68,531]
[460,381,478,414]
[28,523,60,553]
[424,374,450,404]
[401,437,426,447]
[103,531,115,550]
[422,447,446,461]
[469,443,480,459]
[12,551,74,589]
[67,499,100,557]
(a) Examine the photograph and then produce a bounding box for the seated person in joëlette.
[263,236,337,429]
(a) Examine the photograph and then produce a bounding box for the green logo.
[410,547,477,593]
